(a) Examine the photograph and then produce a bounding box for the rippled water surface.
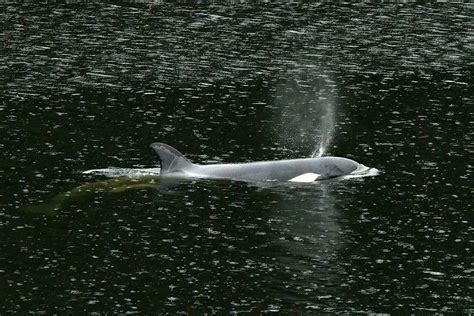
[1,2,472,313]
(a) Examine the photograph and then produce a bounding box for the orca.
[150,143,377,183]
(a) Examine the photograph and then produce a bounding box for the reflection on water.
[268,183,345,310]
[0,2,472,313]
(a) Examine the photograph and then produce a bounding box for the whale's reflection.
[261,181,347,305]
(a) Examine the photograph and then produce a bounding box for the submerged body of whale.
[151,143,377,183]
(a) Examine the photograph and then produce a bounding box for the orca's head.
[316,157,360,179]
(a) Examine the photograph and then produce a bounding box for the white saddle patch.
[288,173,320,183]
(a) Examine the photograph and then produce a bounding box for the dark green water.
[1,2,472,313]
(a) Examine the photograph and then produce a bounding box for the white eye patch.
[288,173,321,183]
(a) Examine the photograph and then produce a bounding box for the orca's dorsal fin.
[150,143,194,175]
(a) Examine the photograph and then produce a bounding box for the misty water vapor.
[275,71,337,158]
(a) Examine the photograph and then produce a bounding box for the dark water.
[1,2,473,313]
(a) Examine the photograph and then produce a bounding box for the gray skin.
[151,143,368,182]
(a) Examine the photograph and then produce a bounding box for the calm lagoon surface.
[0,2,472,313]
